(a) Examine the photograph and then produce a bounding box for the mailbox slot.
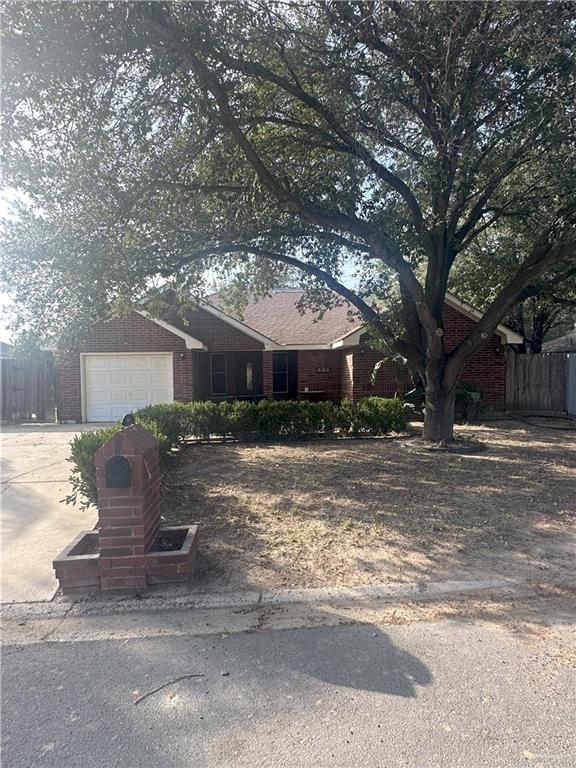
[105,455,132,488]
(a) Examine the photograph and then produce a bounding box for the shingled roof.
[205,289,363,346]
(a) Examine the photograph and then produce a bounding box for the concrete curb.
[0,577,516,621]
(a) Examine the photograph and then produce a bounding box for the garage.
[82,353,173,422]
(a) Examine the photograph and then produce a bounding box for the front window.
[211,353,227,395]
[272,352,288,393]
[246,361,253,391]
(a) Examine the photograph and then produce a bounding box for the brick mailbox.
[54,423,198,595]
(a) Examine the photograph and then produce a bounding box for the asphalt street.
[2,615,574,767]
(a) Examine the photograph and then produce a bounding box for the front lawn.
[161,420,575,591]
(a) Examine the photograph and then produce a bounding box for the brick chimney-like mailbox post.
[95,425,161,592]
[54,423,198,595]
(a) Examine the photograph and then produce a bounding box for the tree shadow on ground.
[161,420,575,591]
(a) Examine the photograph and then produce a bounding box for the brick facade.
[442,304,506,408]
[297,350,343,402]
[172,307,264,352]
[58,311,264,421]
[59,304,509,421]
[350,351,413,402]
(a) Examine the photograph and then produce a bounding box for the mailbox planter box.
[54,424,201,597]
[145,525,199,585]
[53,530,100,595]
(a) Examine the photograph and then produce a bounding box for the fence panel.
[1,357,56,422]
[567,354,576,416]
[505,351,567,413]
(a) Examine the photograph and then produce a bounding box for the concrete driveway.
[1,424,101,603]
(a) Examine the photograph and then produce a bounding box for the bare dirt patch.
[161,420,575,591]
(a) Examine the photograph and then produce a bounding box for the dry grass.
[161,420,576,591]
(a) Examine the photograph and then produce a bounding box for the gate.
[505,351,567,413]
[1,356,57,422]
[567,354,576,416]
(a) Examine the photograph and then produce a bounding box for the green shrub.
[352,396,408,434]
[135,402,190,449]
[183,400,229,439]
[225,400,261,440]
[455,381,488,421]
[66,425,121,510]
[67,397,407,508]
[66,416,180,510]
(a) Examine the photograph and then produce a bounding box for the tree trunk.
[422,358,456,442]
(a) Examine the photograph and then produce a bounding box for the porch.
[193,349,343,402]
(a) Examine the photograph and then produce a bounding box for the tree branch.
[200,25,426,231]
[174,241,425,370]
[447,230,576,381]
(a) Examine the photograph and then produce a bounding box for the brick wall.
[350,351,413,402]
[263,351,274,399]
[58,311,263,421]
[172,307,264,351]
[297,350,342,401]
[442,305,506,407]
[347,305,507,408]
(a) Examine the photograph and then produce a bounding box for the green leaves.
[67,397,408,507]
[1,1,574,373]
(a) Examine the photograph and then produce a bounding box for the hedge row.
[67,397,408,508]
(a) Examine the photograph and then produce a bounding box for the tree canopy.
[2,1,575,439]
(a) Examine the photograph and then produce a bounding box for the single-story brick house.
[57,290,522,422]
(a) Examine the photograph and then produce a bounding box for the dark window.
[272,352,288,393]
[211,353,227,395]
[246,361,253,391]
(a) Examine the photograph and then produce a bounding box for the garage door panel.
[87,371,108,386]
[109,372,129,385]
[149,357,170,369]
[150,389,171,400]
[149,372,169,385]
[126,356,149,368]
[83,354,174,422]
[108,390,130,402]
[130,372,148,385]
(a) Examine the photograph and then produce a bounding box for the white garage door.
[83,353,174,422]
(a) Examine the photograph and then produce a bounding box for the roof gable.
[135,311,208,350]
[443,293,523,345]
[203,289,522,348]
[206,290,362,347]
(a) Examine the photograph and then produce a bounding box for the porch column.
[263,351,274,399]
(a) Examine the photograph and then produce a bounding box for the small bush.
[66,417,179,510]
[183,401,229,439]
[67,397,406,508]
[66,425,121,510]
[353,396,408,434]
[455,381,488,421]
[136,403,190,449]
[224,400,261,440]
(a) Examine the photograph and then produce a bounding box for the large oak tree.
[2,1,575,440]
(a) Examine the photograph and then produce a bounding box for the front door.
[232,352,263,398]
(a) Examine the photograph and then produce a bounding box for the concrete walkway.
[1,424,100,603]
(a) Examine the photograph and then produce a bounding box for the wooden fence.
[506,351,567,413]
[1,357,57,422]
